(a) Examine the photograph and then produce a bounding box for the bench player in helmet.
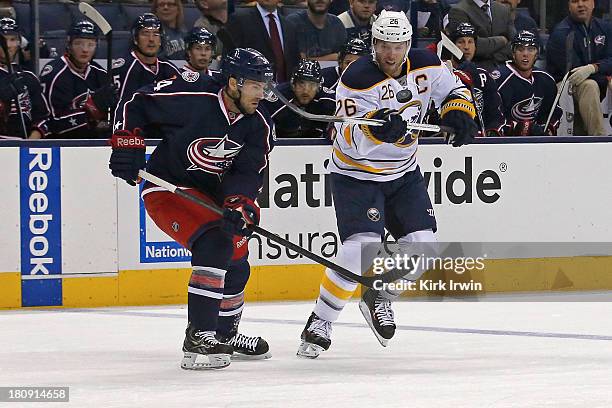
[492,30,561,136]
[264,59,335,138]
[297,10,478,358]
[111,13,179,112]
[182,27,219,77]
[0,17,49,139]
[448,22,505,136]
[321,38,370,92]
[109,48,275,370]
[38,20,115,138]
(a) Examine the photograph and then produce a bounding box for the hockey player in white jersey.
[297,10,478,358]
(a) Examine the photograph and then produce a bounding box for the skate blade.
[296,341,325,359]
[181,352,231,370]
[358,300,390,348]
[231,351,272,361]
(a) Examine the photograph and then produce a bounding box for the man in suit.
[447,0,516,70]
[219,0,300,82]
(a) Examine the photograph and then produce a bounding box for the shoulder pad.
[339,57,386,91]
[407,49,442,71]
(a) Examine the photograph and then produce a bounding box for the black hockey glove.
[360,108,407,143]
[0,73,26,103]
[441,110,478,147]
[222,195,260,237]
[85,84,119,121]
[108,129,146,186]
[531,123,548,136]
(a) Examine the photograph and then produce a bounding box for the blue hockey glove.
[360,108,407,143]
[108,129,146,186]
[440,110,478,147]
[222,195,260,237]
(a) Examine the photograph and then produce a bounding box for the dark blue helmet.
[291,59,322,85]
[511,30,539,51]
[339,38,369,60]
[221,48,274,84]
[449,22,477,43]
[184,27,217,49]
[0,17,19,36]
[131,13,161,41]
[68,20,97,41]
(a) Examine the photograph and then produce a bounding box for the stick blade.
[78,2,112,35]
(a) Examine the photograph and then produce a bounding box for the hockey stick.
[269,85,451,133]
[78,2,114,121]
[0,34,27,138]
[438,32,463,61]
[138,169,409,288]
[544,70,570,131]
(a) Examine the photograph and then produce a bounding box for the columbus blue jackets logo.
[181,71,199,82]
[595,35,606,46]
[511,96,542,121]
[187,136,243,175]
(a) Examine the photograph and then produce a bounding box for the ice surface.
[2,297,612,408]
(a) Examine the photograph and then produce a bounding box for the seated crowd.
[0,0,610,139]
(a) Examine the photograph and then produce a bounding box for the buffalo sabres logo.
[181,70,199,82]
[511,96,542,121]
[187,136,243,175]
[367,208,380,222]
[396,100,423,145]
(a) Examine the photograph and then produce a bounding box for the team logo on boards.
[186,136,243,175]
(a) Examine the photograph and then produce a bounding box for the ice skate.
[297,312,332,359]
[181,323,233,370]
[220,332,271,360]
[359,289,396,347]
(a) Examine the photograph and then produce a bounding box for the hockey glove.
[85,84,119,121]
[441,110,478,147]
[222,195,260,237]
[108,129,146,186]
[360,108,407,143]
[0,73,26,103]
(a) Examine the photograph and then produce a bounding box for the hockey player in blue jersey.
[182,27,219,77]
[297,10,478,358]
[491,30,562,136]
[109,48,275,370]
[321,38,370,92]
[449,23,506,136]
[39,20,116,139]
[264,59,335,138]
[111,14,179,113]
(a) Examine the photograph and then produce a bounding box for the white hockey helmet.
[371,10,412,61]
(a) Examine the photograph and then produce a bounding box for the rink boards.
[1,138,612,308]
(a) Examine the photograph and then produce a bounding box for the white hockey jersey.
[329,49,473,181]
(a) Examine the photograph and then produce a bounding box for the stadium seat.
[66,3,130,32]
[120,4,152,28]
[15,1,73,37]
[183,5,201,29]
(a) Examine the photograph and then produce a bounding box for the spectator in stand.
[112,13,180,124]
[546,0,612,136]
[218,0,300,83]
[447,0,516,70]
[152,0,188,60]
[39,20,116,139]
[194,0,228,57]
[415,0,444,39]
[337,0,377,44]
[286,0,347,61]
[182,27,219,75]
[0,17,48,139]
[263,59,335,138]
[497,0,538,34]
[321,38,370,92]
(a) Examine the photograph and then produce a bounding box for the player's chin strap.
[138,169,417,288]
